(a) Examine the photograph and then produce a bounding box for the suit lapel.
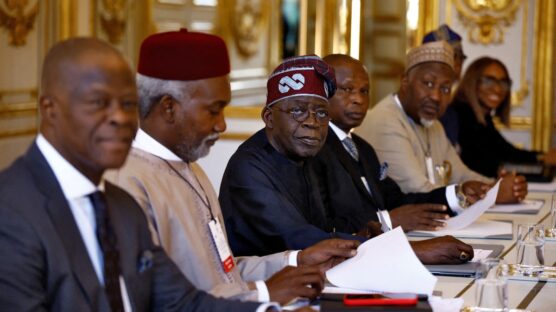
[353,134,386,209]
[24,143,103,309]
[327,128,379,206]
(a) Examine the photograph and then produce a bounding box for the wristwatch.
[455,183,470,209]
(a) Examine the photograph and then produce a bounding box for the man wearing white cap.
[355,41,527,204]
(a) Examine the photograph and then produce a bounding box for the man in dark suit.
[0,38,274,311]
[316,54,490,235]
[220,55,475,265]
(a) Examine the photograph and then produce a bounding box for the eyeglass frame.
[479,75,512,91]
[270,103,330,125]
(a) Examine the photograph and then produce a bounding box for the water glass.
[547,194,556,238]
[515,223,545,276]
[474,258,508,311]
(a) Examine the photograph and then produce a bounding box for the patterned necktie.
[89,191,124,312]
[342,136,359,161]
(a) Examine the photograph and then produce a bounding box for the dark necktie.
[342,136,359,161]
[89,191,124,312]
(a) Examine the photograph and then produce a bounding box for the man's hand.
[266,266,324,304]
[355,220,383,239]
[410,236,474,264]
[461,180,490,204]
[390,204,449,232]
[496,171,528,203]
[298,239,359,272]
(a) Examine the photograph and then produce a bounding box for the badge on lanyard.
[425,156,436,184]
[208,219,235,272]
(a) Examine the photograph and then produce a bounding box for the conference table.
[432,191,556,311]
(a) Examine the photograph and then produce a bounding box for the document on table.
[529,179,556,192]
[410,220,512,239]
[442,180,500,231]
[326,227,437,295]
[487,199,544,214]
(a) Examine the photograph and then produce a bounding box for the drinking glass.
[546,194,556,238]
[515,223,545,276]
[474,258,508,312]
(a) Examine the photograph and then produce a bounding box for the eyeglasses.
[479,76,512,91]
[271,105,330,124]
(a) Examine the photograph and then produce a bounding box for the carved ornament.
[0,0,39,46]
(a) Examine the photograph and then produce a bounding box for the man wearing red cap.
[107,29,358,309]
[219,55,474,265]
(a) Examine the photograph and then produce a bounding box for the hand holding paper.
[326,227,437,295]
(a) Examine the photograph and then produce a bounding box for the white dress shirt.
[36,134,132,311]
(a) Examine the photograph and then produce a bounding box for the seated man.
[219,55,473,265]
[354,41,527,203]
[314,54,489,234]
[0,37,264,311]
[107,30,358,306]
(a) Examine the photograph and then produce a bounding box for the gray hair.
[136,73,194,118]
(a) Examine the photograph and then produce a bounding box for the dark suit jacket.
[219,130,361,257]
[453,99,539,178]
[312,128,450,234]
[0,143,259,312]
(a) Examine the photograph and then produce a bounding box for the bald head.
[323,54,362,68]
[41,38,126,96]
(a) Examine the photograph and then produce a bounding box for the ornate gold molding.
[494,116,532,130]
[230,0,266,58]
[453,0,520,45]
[532,0,554,151]
[221,132,253,141]
[0,0,39,46]
[100,0,127,44]
[414,0,439,48]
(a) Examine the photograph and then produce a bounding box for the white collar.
[393,93,405,112]
[329,122,352,141]
[36,134,102,200]
[132,128,182,161]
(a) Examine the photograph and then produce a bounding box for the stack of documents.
[487,199,544,214]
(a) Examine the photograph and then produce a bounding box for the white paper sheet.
[443,180,501,231]
[470,249,493,262]
[325,227,437,295]
[487,199,544,214]
[529,179,556,192]
[410,220,512,239]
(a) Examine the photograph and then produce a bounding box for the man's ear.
[160,95,176,123]
[39,95,56,122]
[400,73,409,93]
[262,107,274,129]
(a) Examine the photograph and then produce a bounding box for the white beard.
[420,118,434,128]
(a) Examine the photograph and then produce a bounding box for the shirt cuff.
[446,184,464,214]
[287,250,300,266]
[256,302,281,312]
[255,280,271,302]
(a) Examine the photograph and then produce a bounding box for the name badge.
[208,219,235,273]
[425,156,436,184]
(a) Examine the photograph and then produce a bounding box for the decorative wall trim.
[221,132,253,141]
[0,0,39,46]
[453,0,520,45]
[225,105,262,119]
[532,0,554,151]
[100,0,127,44]
[0,127,36,139]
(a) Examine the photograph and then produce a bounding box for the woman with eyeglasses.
[445,56,556,178]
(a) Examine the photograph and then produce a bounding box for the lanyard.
[157,157,215,221]
[407,119,431,157]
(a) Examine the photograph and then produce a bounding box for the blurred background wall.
[0,0,554,190]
